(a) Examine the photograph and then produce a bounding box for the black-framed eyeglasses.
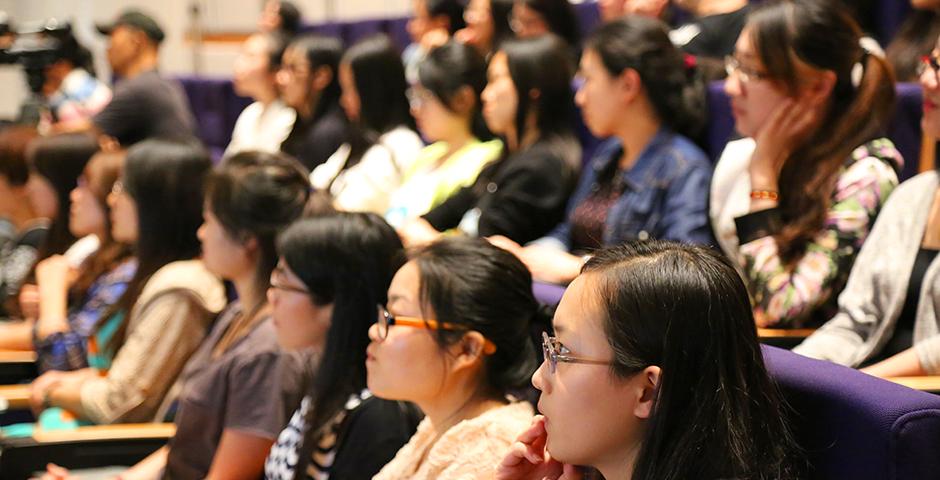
[541,331,612,374]
[268,265,309,295]
[375,304,497,354]
[724,55,771,84]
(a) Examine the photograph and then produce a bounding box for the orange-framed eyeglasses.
[375,304,497,354]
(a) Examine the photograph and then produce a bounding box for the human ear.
[311,66,334,91]
[633,365,661,419]
[802,69,837,106]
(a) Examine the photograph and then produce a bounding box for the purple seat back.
[174,75,252,161]
[706,81,924,179]
[763,346,940,479]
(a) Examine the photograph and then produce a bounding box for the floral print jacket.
[734,138,902,328]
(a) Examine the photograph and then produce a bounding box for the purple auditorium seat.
[873,0,913,47]
[706,81,924,179]
[301,22,343,39]
[344,19,389,46]
[386,17,412,52]
[533,282,566,307]
[573,1,600,39]
[763,346,940,479]
[175,76,252,160]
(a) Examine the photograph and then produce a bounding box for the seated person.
[456,0,515,60]
[85,10,196,146]
[491,16,713,286]
[710,0,902,328]
[258,0,303,39]
[224,33,296,158]
[370,238,541,479]
[669,0,750,59]
[0,150,135,374]
[386,40,501,227]
[264,213,421,479]
[27,139,226,426]
[403,0,466,83]
[510,0,581,49]
[399,35,580,247]
[310,34,424,214]
[277,34,347,171]
[795,41,940,377]
[496,241,802,480]
[886,0,940,82]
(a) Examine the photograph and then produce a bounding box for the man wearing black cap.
[87,9,196,146]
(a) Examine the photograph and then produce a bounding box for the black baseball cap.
[96,10,165,44]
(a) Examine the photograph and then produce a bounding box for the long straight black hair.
[581,241,803,480]
[278,212,405,480]
[28,133,99,260]
[417,40,493,141]
[343,34,416,167]
[95,138,212,354]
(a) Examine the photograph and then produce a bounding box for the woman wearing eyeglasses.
[497,241,803,480]
[710,0,903,329]
[794,38,940,378]
[385,40,501,228]
[263,212,421,480]
[367,237,540,479]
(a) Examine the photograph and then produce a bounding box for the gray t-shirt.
[93,70,196,146]
[163,304,296,479]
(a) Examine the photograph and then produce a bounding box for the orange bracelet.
[750,190,779,201]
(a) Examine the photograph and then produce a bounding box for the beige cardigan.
[79,259,227,423]
[794,172,940,372]
[373,401,534,480]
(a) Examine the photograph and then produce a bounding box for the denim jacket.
[542,130,714,251]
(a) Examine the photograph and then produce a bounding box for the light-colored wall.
[0,0,412,119]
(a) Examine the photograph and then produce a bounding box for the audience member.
[710,0,902,328]
[259,0,303,40]
[886,0,940,82]
[669,0,750,59]
[399,34,580,246]
[310,34,423,214]
[277,34,348,171]
[510,0,581,49]
[403,0,467,83]
[491,16,712,286]
[386,41,501,227]
[496,241,803,480]
[0,151,134,375]
[264,213,422,479]
[28,139,226,425]
[370,237,539,479]
[795,37,940,377]
[88,10,196,146]
[225,33,296,158]
[456,0,515,59]
[39,28,112,134]
[598,0,668,22]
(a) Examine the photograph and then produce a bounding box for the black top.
[279,104,348,172]
[329,396,422,478]
[876,248,940,361]
[673,5,750,59]
[93,70,196,146]
[422,137,580,245]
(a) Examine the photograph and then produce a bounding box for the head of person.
[598,0,668,22]
[269,212,404,476]
[259,0,302,38]
[461,0,515,56]
[411,40,492,143]
[367,237,538,409]
[0,126,38,221]
[339,34,413,133]
[200,150,309,292]
[535,241,800,480]
[102,138,212,353]
[920,35,940,137]
[578,16,704,140]
[41,27,97,98]
[97,10,165,76]
[234,32,288,102]
[277,34,343,121]
[725,0,895,263]
[69,150,125,242]
[27,133,99,259]
[482,34,574,150]
[408,0,467,43]
[511,0,580,47]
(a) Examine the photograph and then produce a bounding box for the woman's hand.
[519,246,583,285]
[31,463,80,480]
[29,371,65,415]
[18,284,39,320]
[496,416,583,480]
[749,98,822,192]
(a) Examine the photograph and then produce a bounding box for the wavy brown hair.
[748,0,896,264]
